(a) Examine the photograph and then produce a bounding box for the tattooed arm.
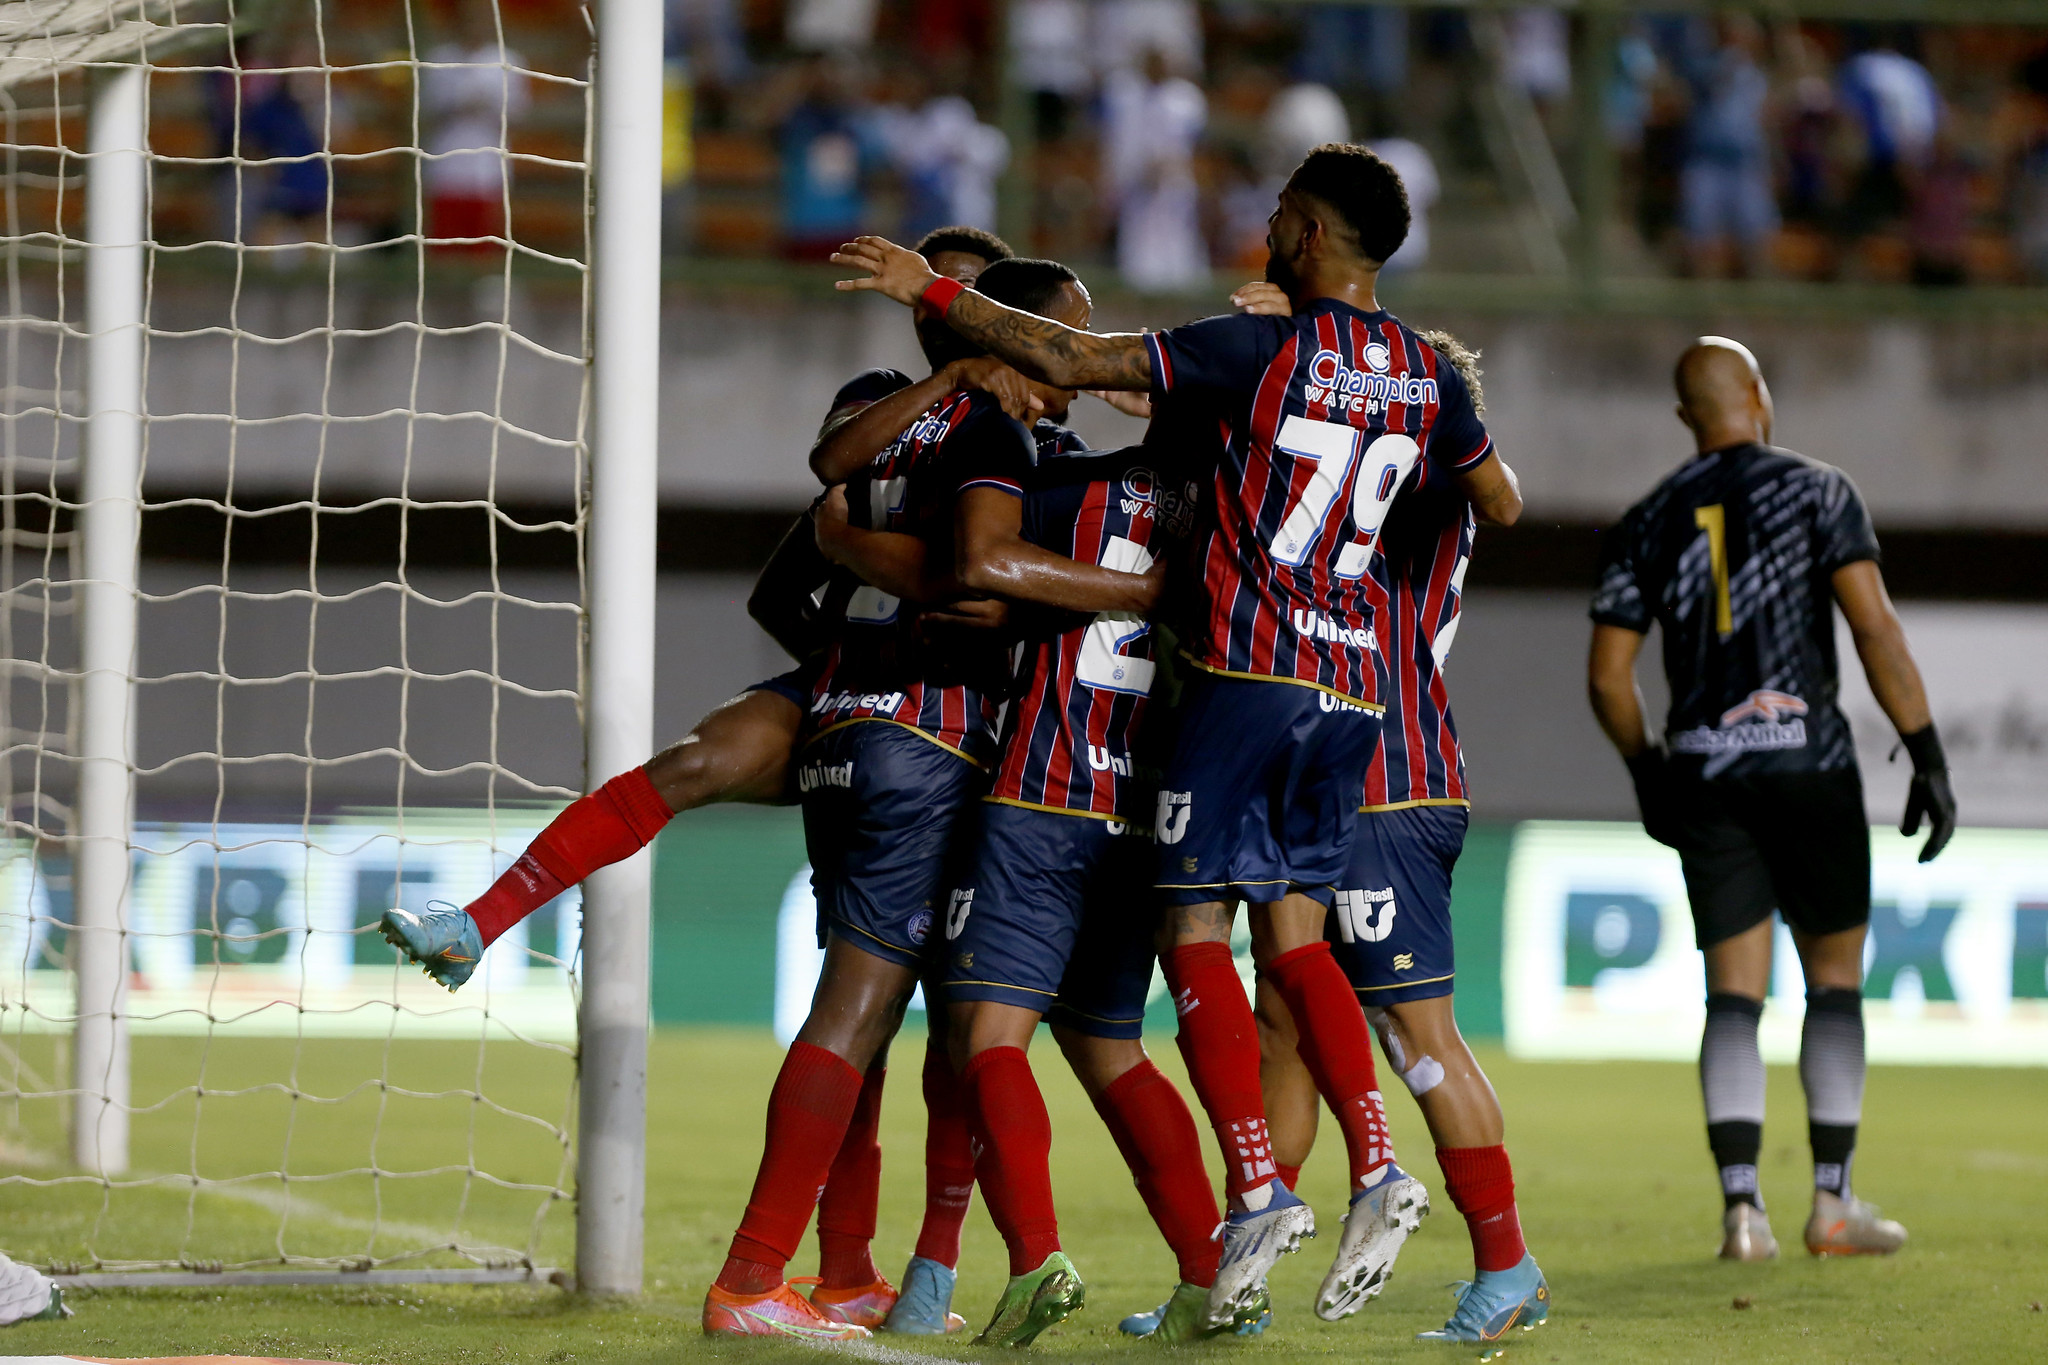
[833,236,1153,391]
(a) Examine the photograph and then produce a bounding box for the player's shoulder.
[831,366,915,411]
[1032,419,1090,463]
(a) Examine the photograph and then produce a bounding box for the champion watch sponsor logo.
[1155,790,1193,844]
[1292,608,1374,649]
[1671,688,1810,756]
[1304,348,1439,415]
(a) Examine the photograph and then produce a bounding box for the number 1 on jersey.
[1694,503,1732,636]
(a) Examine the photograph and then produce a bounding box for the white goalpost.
[0,0,661,1293]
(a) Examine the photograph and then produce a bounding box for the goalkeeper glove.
[1898,724,1957,864]
[379,903,483,991]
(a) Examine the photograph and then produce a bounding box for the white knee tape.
[1399,1054,1446,1097]
[1363,1007,1406,1071]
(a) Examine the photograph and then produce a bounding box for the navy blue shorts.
[746,665,814,709]
[800,721,984,968]
[1155,671,1384,908]
[942,801,1157,1039]
[1327,804,1467,1004]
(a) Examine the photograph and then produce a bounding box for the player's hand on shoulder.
[832,236,934,305]
[1086,388,1153,419]
[1230,281,1292,316]
[950,357,1043,422]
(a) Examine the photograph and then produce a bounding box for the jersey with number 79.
[1144,301,1494,707]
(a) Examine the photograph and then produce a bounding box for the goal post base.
[49,1267,569,1290]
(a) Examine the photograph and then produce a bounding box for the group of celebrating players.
[380,138,1955,1348]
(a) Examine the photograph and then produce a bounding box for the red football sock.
[1438,1145,1527,1273]
[962,1046,1060,1275]
[1091,1060,1222,1287]
[1277,1162,1302,1192]
[465,767,675,946]
[1266,942,1395,1191]
[718,1041,864,1292]
[1162,942,1277,1202]
[816,1063,885,1289]
[915,1044,976,1269]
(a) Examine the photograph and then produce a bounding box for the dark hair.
[972,257,1082,316]
[1286,143,1410,266]
[1418,329,1483,415]
[915,225,1014,266]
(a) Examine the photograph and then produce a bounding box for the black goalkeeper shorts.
[1668,768,1871,949]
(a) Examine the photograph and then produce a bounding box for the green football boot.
[1119,1281,1271,1342]
[973,1251,1085,1347]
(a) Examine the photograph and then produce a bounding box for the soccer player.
[699,259,1123,1341]
[1255,330,1547,1341]
[380,227,1023,1339]
[834,143,1521,1328]
[1587,336,1956,1262]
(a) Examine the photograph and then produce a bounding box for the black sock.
[1801,986,1865,1197]
[1701,993,1767,1211]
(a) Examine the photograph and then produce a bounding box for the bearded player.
[1254,330,1547,1341]
[835,143,1520,1328]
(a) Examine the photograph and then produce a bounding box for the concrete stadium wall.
[117,280,2048,529]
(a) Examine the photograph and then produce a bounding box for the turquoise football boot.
[1416,1253,1550,1342]
[379,902,482,990]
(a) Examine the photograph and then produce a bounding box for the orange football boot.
[810,1274,899,1328]
[703,1277,872,1340]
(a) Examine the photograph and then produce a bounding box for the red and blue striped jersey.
[1144,302,1492,706]
[806,383,1031,766]
[1361,458,1475,811]
[958,436,1200,821]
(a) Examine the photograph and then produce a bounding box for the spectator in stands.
[421,2,530,254]
[1503,7,1572,111]
[880,92,1009,239]
[778,56,884,259]
[1010,0,1092,140]
[1096,0,1203,83]
[1907,123,1972,286]
[787,0,878,53]
[1838,32,1940,238]
[1679,14,1776,277]
[208,36,331,255]
[1103,44,1208,290]
[2015,50,2048,281]
[1294,5,1408,108]
[1368,127,1440,272]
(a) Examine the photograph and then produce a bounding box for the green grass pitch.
[2,1028,2043,1363]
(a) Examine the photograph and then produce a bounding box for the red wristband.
[920,275,966,313]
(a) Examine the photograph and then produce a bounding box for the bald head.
[1674,336,1773,452]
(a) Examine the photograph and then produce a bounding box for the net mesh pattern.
[0,0,592,1276]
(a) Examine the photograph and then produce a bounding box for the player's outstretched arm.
[811,358,1042,485]
[1456,454,1522,526]
[1833,559,1956,861]
[833,236,1152,390]
[813,484,956,602]
[956,487,1164,615]
[748,512,834,662]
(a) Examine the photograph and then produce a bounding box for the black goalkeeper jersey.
[1590,441,1881,779]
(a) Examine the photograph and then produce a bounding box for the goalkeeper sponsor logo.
[1671,688,1809,755]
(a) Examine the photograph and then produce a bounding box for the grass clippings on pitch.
[2,1029,2044,1364]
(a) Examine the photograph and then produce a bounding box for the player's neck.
[1692,426,1764,456]
[1291,267,1381,313]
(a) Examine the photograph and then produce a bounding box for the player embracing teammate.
[836,141,1535,1340]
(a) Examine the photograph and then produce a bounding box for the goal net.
[0,0,600,1284]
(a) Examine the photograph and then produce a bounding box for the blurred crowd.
[134,0,2048,288]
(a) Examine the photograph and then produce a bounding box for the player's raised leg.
[381,682,803,987]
